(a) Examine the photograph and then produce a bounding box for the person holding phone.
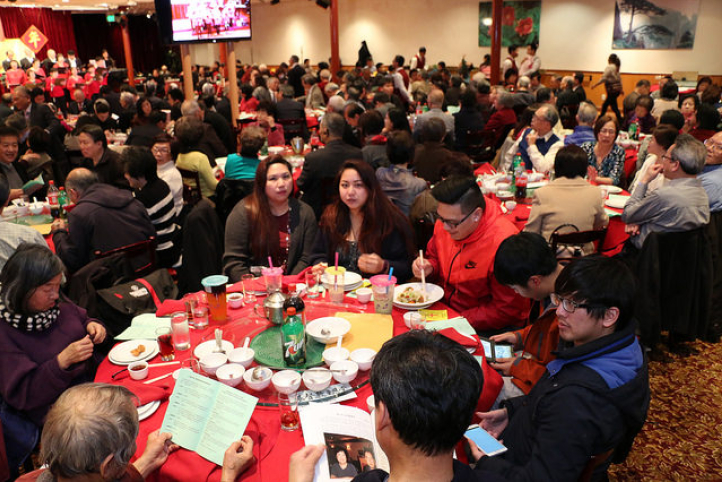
[490,232,563,404]
[473,256,650,481]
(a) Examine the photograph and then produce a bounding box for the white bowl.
[128,361,149,380]
[243,367,272,391]
[505,200,517,211]
[366,395,375,412]
[268,146,285,156]
[302,368,332,391]
[227,292,244,309]
[306,317,352,344]
[330,360,358,384]
[272,370,302,394]
[323,347,350,367]
[356,287,372,304]
[496,190,514,200]
[350,348,376,371]
[199,353,228,376]
[216,363,245,387]
[228,347,255,368]
[29,203,44,215]
[403,311,422,329]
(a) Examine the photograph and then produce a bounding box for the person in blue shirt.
[564,101,597,146]
[224,126,265,181]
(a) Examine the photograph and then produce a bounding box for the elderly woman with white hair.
[16,383,255,481]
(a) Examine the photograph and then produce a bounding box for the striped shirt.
[133,178,179,261]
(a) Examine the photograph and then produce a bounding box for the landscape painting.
[613,0,699,49]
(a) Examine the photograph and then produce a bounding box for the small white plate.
[108,340,159,365]
[193,340,235,359]
[393,283,445,310]
[137,400,160,421]
[605,194,630,209]
[321,271,363,291]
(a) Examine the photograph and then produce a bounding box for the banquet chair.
[277,118,306,145]
[463,129,498,164]
[634,228,712,348]
[550,228,608,263]
[94,236,157,278]
[705,211,722,341]
[215,178,255,224]
[177,168,203,207]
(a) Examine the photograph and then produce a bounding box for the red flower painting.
[502,6,515,26]
[515,17,533,37]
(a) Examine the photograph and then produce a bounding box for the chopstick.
[143,372,173,385]
[419,249,427,294]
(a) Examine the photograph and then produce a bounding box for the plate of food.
[108,340,159,365]
[393,283,444,310]
[321,271,363,291]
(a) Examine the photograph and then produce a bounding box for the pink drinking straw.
[334,252,339,270]
[268,256,273,268]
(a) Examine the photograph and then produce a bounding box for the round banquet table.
[95,291,471,482]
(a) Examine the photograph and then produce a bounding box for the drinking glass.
[171,312,191,350]
[278,392,299,431]
[305,271,321,299]
[370,275,397,314]
[241,274,257,305]
[192,306,209,329]
[181,359,201,374]
[156,327,175,361]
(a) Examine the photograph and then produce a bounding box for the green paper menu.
[160,370,258,465]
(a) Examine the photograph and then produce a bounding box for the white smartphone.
[465,424,507,457]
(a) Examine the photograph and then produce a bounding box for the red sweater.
[426,197,529,331]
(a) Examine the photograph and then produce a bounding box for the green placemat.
[250,326,325,369]
[12,214,53,226]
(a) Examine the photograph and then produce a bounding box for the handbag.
[95,268,178,338]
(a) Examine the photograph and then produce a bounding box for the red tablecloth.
[95,291,493,481]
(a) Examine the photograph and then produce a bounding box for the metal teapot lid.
[264,291,286,307]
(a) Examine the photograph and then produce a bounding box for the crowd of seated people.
[1,43,721,481]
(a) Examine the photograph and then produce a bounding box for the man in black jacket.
[289,330,506,482]
[297,112,362,219]
[51,168,155,273]
[474,256,650,481]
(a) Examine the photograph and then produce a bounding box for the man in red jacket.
[490,232,562,404]
[413,176,528,333]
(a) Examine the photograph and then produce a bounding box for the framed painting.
[478,1,541,47]
[613,0,700,49]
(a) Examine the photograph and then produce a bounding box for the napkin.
[437,327,481,350]
[119,379,172,406]
[155,299,186,317]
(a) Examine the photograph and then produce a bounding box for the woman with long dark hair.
[593,53,623,124]
[310,160,414,281]
[223,156,317,281]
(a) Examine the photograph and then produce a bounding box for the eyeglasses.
[704,139,722,151]
[435,209,475,228]
[551,293,598,313]
[661,154,674,162]
[152,147,170,154]
[599,129,617,135]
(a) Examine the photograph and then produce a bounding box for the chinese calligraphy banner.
[21,25,48,54]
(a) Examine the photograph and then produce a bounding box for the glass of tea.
[156,326,175,361]
[278,392,299,431]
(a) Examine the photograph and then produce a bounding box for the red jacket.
[509,306,559,394]
[426,197,529,331]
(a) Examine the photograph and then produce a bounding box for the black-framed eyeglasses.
[436,209,475,228]
[550,293,599,313]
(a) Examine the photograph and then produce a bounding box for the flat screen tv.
[155,0,251,44]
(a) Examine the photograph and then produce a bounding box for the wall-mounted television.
[155,0,252,44]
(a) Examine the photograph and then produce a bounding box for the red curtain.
[72,14,165,74]
[0,7,77,59]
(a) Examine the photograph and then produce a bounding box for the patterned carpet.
[609,339,722,480]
